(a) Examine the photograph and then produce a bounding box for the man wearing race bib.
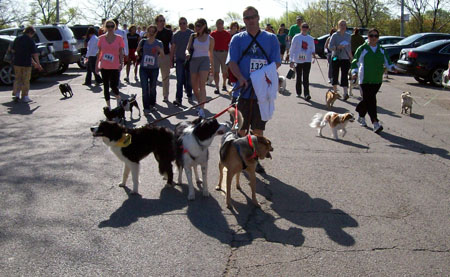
[96,19,125,109]
[227,6,281,173]
[136,25,164,114]
[289,22,316,100]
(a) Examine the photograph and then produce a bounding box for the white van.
[0,25,81,74]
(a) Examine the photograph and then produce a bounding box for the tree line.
[1,0,449,38]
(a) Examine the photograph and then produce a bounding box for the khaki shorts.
[13,66,32,96]
[213,50,228,74]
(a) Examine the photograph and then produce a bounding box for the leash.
[314,56,329,86]
[148,85,243,125]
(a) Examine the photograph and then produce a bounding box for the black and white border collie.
[175,116,228,200]
[91,121,176,194]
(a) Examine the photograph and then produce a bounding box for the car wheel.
[414,76,429,84]
[57,62,69,74]
[77,54,87,69]
[430,68,445,86]
[0,64,15,85]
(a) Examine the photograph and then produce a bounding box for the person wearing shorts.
[11,26,43,103]
[95,19,125,109]
[210,19,231,94]
[227,6,281,173]
[185,18,214,118]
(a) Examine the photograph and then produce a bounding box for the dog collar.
[247,135,258,160]
[115,133,132,147]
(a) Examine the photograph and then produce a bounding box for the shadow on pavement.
[1,101,40,114]
[98,186,188,228]
[253,174,358,246]
[298,99,350,114]
[379,131,450,160]
[319,136,370,149]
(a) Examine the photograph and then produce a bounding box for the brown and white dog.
[309,112,355,140]
[216,108,273,209]
[326,90,341,109]
[401,91,415,115]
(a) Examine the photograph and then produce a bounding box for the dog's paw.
[187,193,195,201]
[118,183,126,187]
[215,185,222,191]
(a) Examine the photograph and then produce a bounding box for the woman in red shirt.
[95,19,125,109]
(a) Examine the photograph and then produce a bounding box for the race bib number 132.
[250,59,267,73]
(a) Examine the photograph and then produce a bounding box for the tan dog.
[310,112,355,140]
[216,120,273,209]
[401,91,415,115]
[326,90,341,109]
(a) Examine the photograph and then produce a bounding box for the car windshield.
[416,40,449,51]
[396,34,423,45]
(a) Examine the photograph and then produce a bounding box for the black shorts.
[232,97,267,131]
[280,44,286,55]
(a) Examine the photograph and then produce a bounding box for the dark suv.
[383,32,450,63]
[0,35,59,85]
[69,25,99,69]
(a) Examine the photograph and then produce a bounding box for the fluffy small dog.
[175,116,228,200]
[278,76,286,93]
[90,121,176,194]
[121,94,141,119]
[103,105,125,125]
[59,83,73,98]
[401,91,416,115]
[326,90,341,109]
[216,109,273,209]
[310,112,355,140]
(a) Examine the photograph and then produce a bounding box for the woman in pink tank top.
[95,19,125,109]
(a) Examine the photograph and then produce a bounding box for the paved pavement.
[1,60,449,276]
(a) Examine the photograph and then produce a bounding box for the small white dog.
[401,91,416,115]
[278,76,286,93]
[309,112,355,140]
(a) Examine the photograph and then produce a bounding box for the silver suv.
[0,25,81,74]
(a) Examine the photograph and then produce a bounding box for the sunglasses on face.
[195,24,203,28]
[368,34,379,38]
[106,25,115,28]
[302,26,309,29]
[243,14,258,20]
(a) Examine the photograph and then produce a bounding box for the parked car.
[0,35,59,85]
[397,39,450,86]
[0,25,81,74]
[383,33,450,63]
[315,27,369,58]
[69,25,99,69]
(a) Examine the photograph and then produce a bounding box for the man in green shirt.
[288,16,303,41]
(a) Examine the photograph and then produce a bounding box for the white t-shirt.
[289,34,315,64]
[115,29,129,56]
[86,35,99,57]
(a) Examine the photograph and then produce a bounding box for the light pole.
[400,0,404,36]
[131,0,134,24]
[56,0,60,24]
[326,0,329,32]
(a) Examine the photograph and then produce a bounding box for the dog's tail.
[309,113,324,129]
[228,107,243,133]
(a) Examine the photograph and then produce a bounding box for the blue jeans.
[175,59,192,102]
[140,67,159,109]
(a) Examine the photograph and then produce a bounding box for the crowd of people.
[10,6,397,149]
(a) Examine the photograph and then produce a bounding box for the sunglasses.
[243,14,258,20]
[195,24,203,28]
[368,34,379,38]
[302,26,309,29]
[106,25,115,28]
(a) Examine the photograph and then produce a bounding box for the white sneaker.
[373,122,383,134]
[22,96,32,103]
[358,116,367,127]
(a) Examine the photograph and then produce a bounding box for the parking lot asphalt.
[0,60,449,276]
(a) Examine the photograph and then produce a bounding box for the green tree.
[29,0,81,24]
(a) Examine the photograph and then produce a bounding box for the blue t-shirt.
[226,30,281,99]
[141,39,163,69]
[12,34,37,67]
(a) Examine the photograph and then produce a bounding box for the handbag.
[184,34,195,69]
[286,68,295,79]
